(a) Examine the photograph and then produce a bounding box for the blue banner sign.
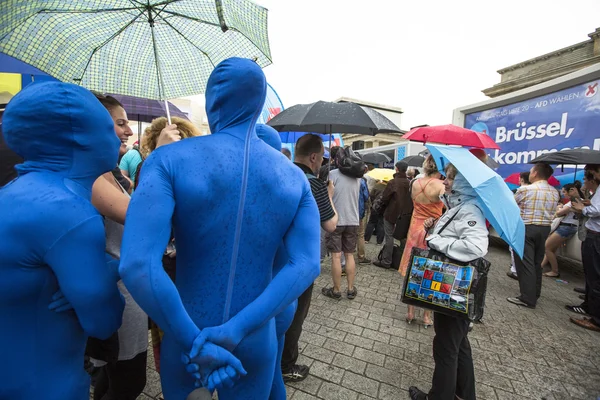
[465,80,600,176]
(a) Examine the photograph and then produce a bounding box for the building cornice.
[333,96,403,114]
[497,40,592,74]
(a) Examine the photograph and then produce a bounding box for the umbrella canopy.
[0,52,47,75]
[109,94,188,123]
[426,145,525,258]
[279,132,331,143]
[504,172,560,187]
[530,149,600,165]
[0,1,271,100]
[366,168,395,182]
[362,152,391,164]
[404,125,500,150]
[401,155,425,167]
[267,101,402,135]
[554,170,585,187]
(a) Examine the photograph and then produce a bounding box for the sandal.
[347,287,358,300]
[321,287,341,300]
[543,272,560,278]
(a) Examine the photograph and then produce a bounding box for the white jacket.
[426,175,489,262]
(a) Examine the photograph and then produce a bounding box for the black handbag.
[400,209,490,321]
[393,212,412,241]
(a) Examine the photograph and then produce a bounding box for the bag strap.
[437,207,460,235]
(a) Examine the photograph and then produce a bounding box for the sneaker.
[373,260,391,269]
[358,257,371,264]
[282,364,310,383]
[506,271,518,280]
[321,287,342,300]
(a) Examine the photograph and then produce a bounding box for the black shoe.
[579,294,586,301]
[565,304,589,315]
[373,260,391,269]
[507,297,535,308]
[358,257,371,264]
[574,287,586,294]
[408,386,428,400]
[506,271,518,280]
[347,287,358,300]
[282,364,310,383]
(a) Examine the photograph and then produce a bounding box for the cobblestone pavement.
[129,239,600,400]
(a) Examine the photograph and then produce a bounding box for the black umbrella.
[267,101,402,135]
[530,149,600,165]
[401,155,425,167]
[362,152,391,164]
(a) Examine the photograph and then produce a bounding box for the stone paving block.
[521,372,570,397]
[345,333,375,350]
[309,360,345,384]
[360,303,385,315]
[475,383,498,400]
[384,356,416,378]
[333,312,356,324]
[299,331,327,347]
[353,346,385,366]
[367,313,394,326]
[362,328,390,344]
[365,363,400,388]
[287,375,324,395]
[143,368,162,398]
[388,335,420,352]
[510,380,558,400]
[371,342,404,360]
[302,343,336,364]
[317,325,347,341]
[353,316,380,331]
[560,381,594,400]
[291,390,319,400]
[303,320,322,333]
[311,314,339,328]
[336,321,365,336]
[377,382,406,400]
[317,381,359,400]
[475,370,514,393]
[341,370,380,398]
[322,337,355,357]
[286,387,296,399]
[484,363,526,382]
[494,388,533,400]
[346,308,370,319]
[332,353,368,375]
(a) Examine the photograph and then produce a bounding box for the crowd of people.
[0,56,599,400]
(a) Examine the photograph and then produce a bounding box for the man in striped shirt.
[508,163,560,308]
[281,134,338,382]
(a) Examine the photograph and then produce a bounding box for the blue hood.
[2,82,119,188]
[205,58,267,138]
[448,173,480,209]
[256,124,282,151]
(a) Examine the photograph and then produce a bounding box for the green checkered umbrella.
[0,0,271,100]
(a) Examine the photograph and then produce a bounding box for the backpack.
[371,192,386,215]
[337,146,366,178]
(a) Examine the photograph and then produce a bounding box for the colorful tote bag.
[401,246,490,321]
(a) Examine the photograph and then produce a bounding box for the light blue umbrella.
[426,145,525,258]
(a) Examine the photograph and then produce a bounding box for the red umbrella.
[403,124,500,150]
[504,173,560,186]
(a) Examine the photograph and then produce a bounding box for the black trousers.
[365,212,384,244]
[93,351,147,400]
[429,313,475,400]
[582,231,600,325]
[281,284,314,371]
[514,224,550,307]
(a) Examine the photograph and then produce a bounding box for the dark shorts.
[555,224,577,239]
[326,225,358,253]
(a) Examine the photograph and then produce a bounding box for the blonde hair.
[140,117,201,158]
[422,155,439,176]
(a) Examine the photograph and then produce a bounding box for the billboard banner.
[465,80,600,176]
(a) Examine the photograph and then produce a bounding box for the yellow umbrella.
[367,168,395,182]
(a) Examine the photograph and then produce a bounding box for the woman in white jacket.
[409,164,489,400]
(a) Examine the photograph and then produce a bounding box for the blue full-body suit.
[119,58,321,399]
[256,124,298,400]
[0,82,125,400]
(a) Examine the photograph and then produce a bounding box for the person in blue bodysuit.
[119,58,321,399]
[256,123,299,400]
[0,82,125,400]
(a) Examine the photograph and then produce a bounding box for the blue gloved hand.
[182,339,246,391]
[189,322,243,353]
[48,289,73,313]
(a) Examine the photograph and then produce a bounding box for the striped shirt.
[514,180,560,226]
[294,163,335,222]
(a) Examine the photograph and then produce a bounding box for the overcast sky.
[250,0,600,130]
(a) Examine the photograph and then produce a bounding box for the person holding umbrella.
[409,163,489,400]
